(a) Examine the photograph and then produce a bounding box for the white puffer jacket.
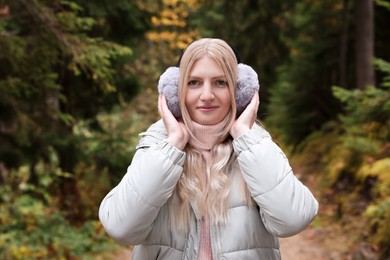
[99,120,318,259]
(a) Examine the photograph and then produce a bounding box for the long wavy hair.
[168,38,253,231]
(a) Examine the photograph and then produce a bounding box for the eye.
[188,79,201,87]
[215,79,228,87]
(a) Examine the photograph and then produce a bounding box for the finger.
[253,92,260,112]
[246,92,259,126]
[247,92,259,115]
[158,95,164,117]
[159,95,177,127]
[161,95,172,118]
[159,94,170,118]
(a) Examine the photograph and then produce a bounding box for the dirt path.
[280,228,325,259]
[278,163,358,260]
[278,167,345,260]
[280,226,345,260]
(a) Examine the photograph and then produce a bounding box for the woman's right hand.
[158,95,189,150]
[230,92,259,138]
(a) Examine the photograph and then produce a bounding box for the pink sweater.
[198,214,212,260]
[189,119,228,260]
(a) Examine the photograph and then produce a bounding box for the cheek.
[221,91,232,108]
[184,90,196,109]
[184,92,191,107]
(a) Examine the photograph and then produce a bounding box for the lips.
[197,105,218,112]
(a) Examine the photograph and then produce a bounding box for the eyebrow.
[188,74,226,79]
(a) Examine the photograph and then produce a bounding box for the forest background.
[0,0,389,259]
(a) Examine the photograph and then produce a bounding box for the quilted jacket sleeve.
[232,124,318,238]
[98,120,185,244]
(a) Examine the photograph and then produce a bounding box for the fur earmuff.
[157,64,260,118]
[157,67,181,117]
[236,63,260,114]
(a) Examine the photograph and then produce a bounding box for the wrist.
[230,126,250,139]
[167,136,187,150]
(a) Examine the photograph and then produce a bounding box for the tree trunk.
[355,0,375,89]
[340,0,351,88]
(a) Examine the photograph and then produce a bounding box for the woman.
[99,38,318,259]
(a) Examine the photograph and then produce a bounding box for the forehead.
[189,56,224,77]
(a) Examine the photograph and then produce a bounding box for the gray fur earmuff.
[157,63,260,118]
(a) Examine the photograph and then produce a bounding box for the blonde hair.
[168,38,253,231]
[178,38,238,138]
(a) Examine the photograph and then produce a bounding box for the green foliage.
[364,196,390,258]
[332,59,390,154]
[0,0,140,171]
[265,0,343,145]
[75,110,145,184]
[294,58,390,258]
[0,88,159,258]
[192,0,293,109]
[332,86,389,153]
[0,202,115,259]
[0,0,388,257]
[0,0,154,258]
[77,0,152,44]
[376,0,390,10]
[326,59,390,258]
[0,165,116,260]
[375,58,390,87]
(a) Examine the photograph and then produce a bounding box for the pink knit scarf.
[188,117,228,151]
[188,118,229,260]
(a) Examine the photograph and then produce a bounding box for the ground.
[280,225,346,260]
[278,167,350,260]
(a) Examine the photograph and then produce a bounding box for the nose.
[200,82,214,101]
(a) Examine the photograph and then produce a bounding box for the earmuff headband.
[157,63,260,118]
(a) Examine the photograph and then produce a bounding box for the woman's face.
[185,56,231,125]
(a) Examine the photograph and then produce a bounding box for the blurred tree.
[265,0,344,145]
[263,0,388,145]
[0,0,150,221]
[190,0,294,117]
[374,0,390,87]
[355,0,376,89]
[145,0,201,68]
[340,0,352,89]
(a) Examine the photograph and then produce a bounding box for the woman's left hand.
[229,92,260,138]
[158,95,189,150]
